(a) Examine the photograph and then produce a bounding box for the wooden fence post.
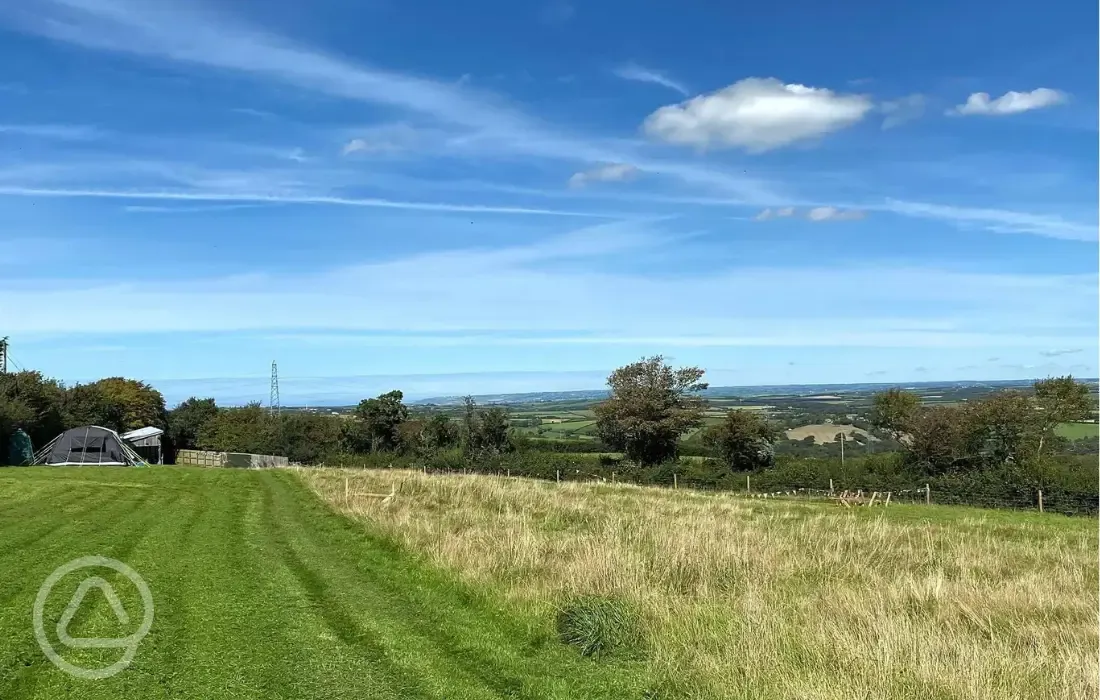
[746,475,751,494]
[1038,489,1044,514]
[612,471,616,483]
[673,473,678,490]
[925,483,931,505]
[829,478,834,495]
[556,470,561,484]
[344,477,349,508]
[506,469,510,478]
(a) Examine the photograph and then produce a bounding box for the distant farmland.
[1056,422,1100,440]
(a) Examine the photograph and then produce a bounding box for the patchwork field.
[784,423,877,443]
[304,468,1098,700]
[1055,422,1100,440]
[0,467,643,699]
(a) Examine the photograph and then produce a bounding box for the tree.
[348,390,409,453]
[462,397,512,458]
[962,391,1041,469]
[62,383,125,432]
[279,412,341,464]
[703,409,780,471]
[593,356,708,466]
[167,397,218,450]
[1033,376,1094,458]
[421,413,459,452]
[904,405,970,474]
[0,371,66,449]
[197,402,280,454]
[90,377,167,431]
[869,388,921,441]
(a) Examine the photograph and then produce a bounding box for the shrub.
[554,596,644,659]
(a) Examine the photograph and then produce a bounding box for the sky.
[0,0,1096,405]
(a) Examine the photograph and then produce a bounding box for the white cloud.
[754,207,796,221]
[342,139,372,155]
[642,78,873,151]
[806,206,866,222]
[880,94,926,129]
[948,88,1067,116]
[568,163,641,188]
[755,206,864,222]
[612,63,689,96]
[1039,348,1083,357]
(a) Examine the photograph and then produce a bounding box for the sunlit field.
[303,468,1099,700]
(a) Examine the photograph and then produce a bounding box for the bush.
[554,596,644,659]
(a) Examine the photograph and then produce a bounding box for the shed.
[122,426,165,464]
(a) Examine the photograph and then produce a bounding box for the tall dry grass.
[299,468,1098,699]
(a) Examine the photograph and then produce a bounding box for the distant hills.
[407,378,1098,407]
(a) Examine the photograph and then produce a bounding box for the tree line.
[1,359,1095,514]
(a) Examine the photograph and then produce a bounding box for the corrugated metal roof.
[122,426,164,441]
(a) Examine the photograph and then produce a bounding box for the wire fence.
[338,462,1095,516]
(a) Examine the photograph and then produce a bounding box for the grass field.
[0,467,645,699]
[1055,422,1100,440]
[304,469,1099,700]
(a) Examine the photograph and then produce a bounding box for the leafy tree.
[905,405,971,474]
[462,397,512,458]
[703,409,780,471]
[962,391,1041,469]
[62,383,125,432]
[167,397,218,450]
[90,377,167,431]
[0,370,66,448]
[346,390,409,453]
[278,412,341,464]
[593,356,707,466]
[418,413,459,454]
[869,388,921,441]
[197,403,279,454]
[1033,376,1094,458]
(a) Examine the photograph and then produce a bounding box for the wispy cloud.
[1039,348,1083,357]
[880,199,1096,241]
[806,206,867,222]
[612,63,689,96]
[0,123,101,140]
[0,186,611,217]
[568,163,641,188]
[753,206,865,222]
[948,88,1067,116]
[2,220,1094,345]
[880,94,926,129]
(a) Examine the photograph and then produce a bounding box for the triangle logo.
[56,576,133,649]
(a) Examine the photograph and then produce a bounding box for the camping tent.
[34,426,147,466]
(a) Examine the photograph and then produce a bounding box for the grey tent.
[34,426,146,466]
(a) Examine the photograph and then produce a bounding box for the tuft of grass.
[555,596,644,659]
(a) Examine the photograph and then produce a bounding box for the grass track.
[0,467,646,699]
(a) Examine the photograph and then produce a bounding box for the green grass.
[1055,422,1099,440]
[0,467,646,699]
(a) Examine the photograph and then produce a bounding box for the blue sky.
[0,0,1096,405]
